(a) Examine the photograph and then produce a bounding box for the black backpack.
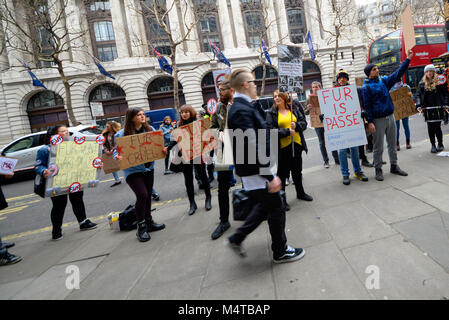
[119,205,137,231]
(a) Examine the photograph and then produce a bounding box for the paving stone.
[405,182,449,213]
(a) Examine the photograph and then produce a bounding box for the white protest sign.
[90,102,104,117]
[278,44,303,94]
[317,85,367,152]
[213,69,231,99]
[0,156,18,175]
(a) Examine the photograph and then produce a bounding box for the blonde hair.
[422,72,437,91]
[230,68,252,90]
[102,121,121,135]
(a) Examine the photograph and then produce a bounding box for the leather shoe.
[390,165,408,176]
[146,219,165,232]
[431,144,437,153]
[375,168,384,181]
[3,242,15,249]
[297,193,313,201]
[188,201,198,215]
[361,160,373,167]
[211,221,230,240]
[205,196,212,211]
[136,221,151,242]
[436,144,444,152]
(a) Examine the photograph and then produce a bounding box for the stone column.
[217,0,235,50]
[124,0,147,57]
[65,0,90,64]
[110,0,131,58]
[0,27,9,70]
[264,0,279,47]
[230,0,248,49]
[166,0,184,57]
[276,0,290,44]
[49,0,71,63]
[179,0,200,53]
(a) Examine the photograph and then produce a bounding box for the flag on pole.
[17,59,47,90]
[91,55,116,80]
[261,38,272,66]
[154,49,173,75]
[209,40,231,67]
[306,31,316,61]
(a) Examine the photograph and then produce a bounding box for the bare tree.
[0,0,90,126]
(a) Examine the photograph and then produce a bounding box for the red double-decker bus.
[367,25,448,96]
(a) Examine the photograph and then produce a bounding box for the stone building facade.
[0,0,366,146]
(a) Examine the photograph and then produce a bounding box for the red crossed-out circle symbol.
[92,157,103,168]
[74,135,86,145]
[207,98,218,115]
[96,135,106,145]
[69,182,81,194]
[50,134,64,146]
[437,74,447,85]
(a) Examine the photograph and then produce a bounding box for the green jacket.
[211,101,229,131]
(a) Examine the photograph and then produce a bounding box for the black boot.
[146,217,165,232]
[431,144,437,153]
[205,186,212,211]
[390,164,408,176]
[188,199,198,215]
[375,168,384,181]
[281,191,290,211]
[436,143,444,152]
[136,221,151,242]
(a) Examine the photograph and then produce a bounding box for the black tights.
[182,163,210,202]
[427,121,443,145]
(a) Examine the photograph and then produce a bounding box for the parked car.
[0,125,103,177]
[145,108,179,129]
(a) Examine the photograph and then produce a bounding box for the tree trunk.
[333,36,339,84]
[56,58,79,126]
[261,61,266,97]
[171,52,179,110]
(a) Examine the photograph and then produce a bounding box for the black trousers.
[277,143,306,196]
[229,188,287,256]
[50,191,87,232]
[359,144,367,162]
[217,170,232,223]
[182,163,210,202]
[427,121,443,145]
[126,171,154,222]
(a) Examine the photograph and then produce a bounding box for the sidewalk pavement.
[1,138,449,300]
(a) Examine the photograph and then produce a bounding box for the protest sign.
[278,44,303,94]
[102,153,120,174]
[309,95,323,128]
[0,156,18,175]
[46,135,101,197]
[90,102,104,117]
[213,69,231,98]
[390,86,417,120]
[115,130,165,170]
[172,118,217,162]
[317,85,367,151]
[401,5,416,52]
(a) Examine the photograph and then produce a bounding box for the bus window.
[415,28,426,45]
[425,27,446,44]
[406,67,424,98]
[369,30,401,61]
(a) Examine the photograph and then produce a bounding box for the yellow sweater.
[278,111,301,149]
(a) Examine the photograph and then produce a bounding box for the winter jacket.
[35,145,51,176]
[160,123,174,146]
[361,59,410,122]
[211,101,229,131]
[417,81,449,110]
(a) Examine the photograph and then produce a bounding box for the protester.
[306,81,339,168]
[267,90,312,210]
[35,126,97,240]
[164,105,212,216]
[210,78,234,240]
[226,68,305,263]
[160,116,174,175]
[333,70,369,185]
[417,64,449,153]
[114,108,165,242]
[102,121,122,187]
[391,82,413,151]
[0,173,22,266]
[361,49,413,181]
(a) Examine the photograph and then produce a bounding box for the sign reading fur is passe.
[318,85,367,152]
[390,86,417,120]
[309,95,323,128]
[172,118,217,162]
[115,131,165,170]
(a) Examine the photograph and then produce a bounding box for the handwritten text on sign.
[115,131,165,170]
[390,86,417,121]
[309,95,323,128]
[317,85,367,152]
[172,118,217,162]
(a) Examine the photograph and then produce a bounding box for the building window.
[89,84,125,102]
[241,0,266,49]
[193,0,223,52]
[141,0,172,56]
[285,0,307,44]
[27,91,68,132]
[147,76,186,110]
[86,0,118,62]
[38,26,55,68]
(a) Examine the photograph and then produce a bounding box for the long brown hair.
[178,104,197,126]
[124,108,152,136]
[272,90,292,111]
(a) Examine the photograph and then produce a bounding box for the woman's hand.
[43,169,51,179]
[368,123,376,133]
[163,147,168,155]
[115,155,123,162]
[417,107,423,113]
[307,104,313,111]
[291,122,296,130]
[289,129,295,136]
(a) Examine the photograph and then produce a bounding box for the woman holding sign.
[35,126,97,241]
[164,105,212,216]
[102,121,122,187]
[266,90,313,211]
[417,64,449,153]
[114,108,166,242]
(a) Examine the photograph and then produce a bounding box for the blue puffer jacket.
[113,128,155,180]
[361,59,410,123]
[35,145,51,176]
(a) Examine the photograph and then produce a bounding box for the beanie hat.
[364,64,376,77]
[424,64,436,73]
[336,69,349,81]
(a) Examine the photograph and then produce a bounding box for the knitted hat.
[424,64,436,73]
[364,63,376,77]
[336,69,349,81]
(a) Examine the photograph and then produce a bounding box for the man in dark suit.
[226,69,305,264]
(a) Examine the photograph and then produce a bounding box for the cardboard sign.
[401,5,416,52]
[172,118,217,162]
[102,153,120,174]
[115,130,165,170]
[278,44,303,94]
[317,85,367,152]
[46,136,101,197]
[390,86,417,121]
[0,156,18,175]
[309,95,323,128]
[90,102,104,117]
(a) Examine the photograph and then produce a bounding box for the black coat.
[417,81,449,109]
[228,97,274,181]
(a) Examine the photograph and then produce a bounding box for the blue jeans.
[396,117,410,142]
[338,147,362,177]
[112,171,120,181]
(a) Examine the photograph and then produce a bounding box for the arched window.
[89,84,128,126]
[147,77,185,110]
[253,65,278,97]
[241,0,267,49]
[193,1,223,52]
[86,0,118,62]
[201,72,216,104]
[141,0,172,55]
[302,60,321,99]
[27,91,68,132]
[285,0,307,44]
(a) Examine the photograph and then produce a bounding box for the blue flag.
[27,70,47,90]
[92,55,116,80]
[154,49,173,75]
[209,40,231,67]
[261,39,272,66]
[306,31,315,61]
